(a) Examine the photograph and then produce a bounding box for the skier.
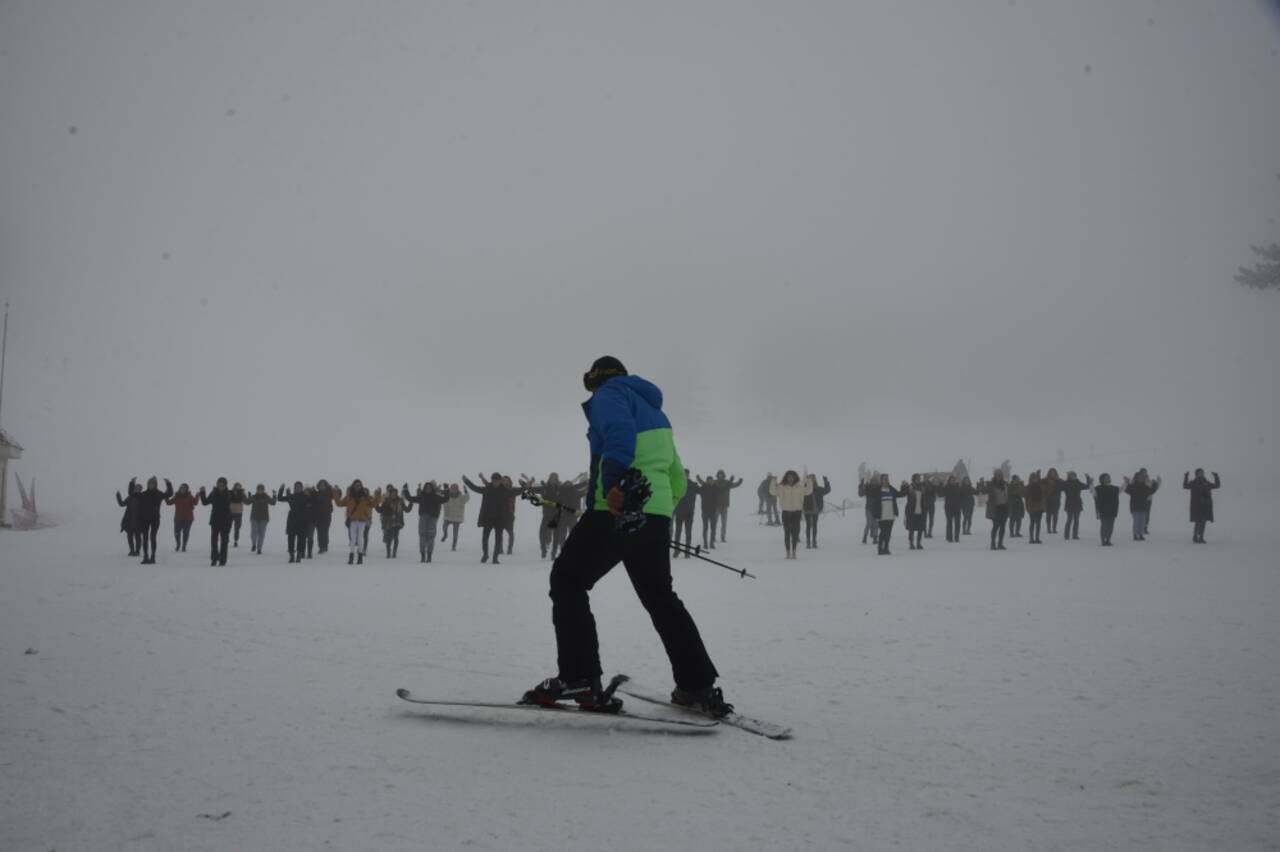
[802,474,832,549]
[246,483,276,555]
[277,482,312,562]
[672,469,698,557]
[1059,472,1092,540]
[769,471,812,559]
[133,476,174,564]
[229,483,247,548]
[377,484,407,559]
[870,474,903,555]
[521,356,729,717]
[441,483,469,551]
[333,480,379,565]
[1090,474,1121,546]
[1123,471,1160,541]
[166,482,198,552]
[199,478,234,566]
[1183,469,1221,543]
[116,478,143,556]
[981,470,1010,551]
[404,481,449,562]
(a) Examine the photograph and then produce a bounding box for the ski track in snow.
[2,495,1278,852]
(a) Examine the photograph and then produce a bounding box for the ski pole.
[522,489,756,579]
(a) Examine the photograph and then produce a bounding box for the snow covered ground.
[2,494,1278,852]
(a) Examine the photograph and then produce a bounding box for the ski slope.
[2,493,1277,851]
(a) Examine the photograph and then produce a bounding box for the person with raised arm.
[199,478,234,566]
[870,474,903,556]
[245,484,276,555]
[441,483,469,551]
[1090,473,1121,546]
[166,482,198,552]
[980,469,1010,551]
[941,474,963,542]
[309,479,335,556]
[276,481,312,563]
[1183,468,1221,543]
[116,478,143,556]
[1123,471,1160,541]
[132,476,174,564]
[802,474,832,549]
[228,482,248,548]
[404,480,449,563]
[672,469,698,557]
[333,480,380,565]
[462,473,521,564]
[1007,474,1026,538]
[1023,470,1046,544]
[769,470,813,559]
[1059,472,1092,541]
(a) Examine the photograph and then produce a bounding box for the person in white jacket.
[769,471,814,559]
[441,483,470,552]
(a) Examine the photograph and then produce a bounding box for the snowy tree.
[1234,243,1280,291]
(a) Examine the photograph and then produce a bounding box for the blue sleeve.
[591,385,636,492]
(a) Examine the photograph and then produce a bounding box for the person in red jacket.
[166,483,199,552]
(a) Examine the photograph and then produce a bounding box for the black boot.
[348,553,355,565]
[671,684,734,718]
[357,553,364,565]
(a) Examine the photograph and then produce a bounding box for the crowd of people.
[115,465,1221,565]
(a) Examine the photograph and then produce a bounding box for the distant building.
[0,429,23,527]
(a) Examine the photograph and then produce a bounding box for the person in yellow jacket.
[332,480,382,564]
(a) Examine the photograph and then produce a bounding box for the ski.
[616,677,793,740]
[395,688,719,730]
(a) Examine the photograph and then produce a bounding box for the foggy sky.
[2,0,1279,521]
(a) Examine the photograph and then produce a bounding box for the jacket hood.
[602,375,663,409]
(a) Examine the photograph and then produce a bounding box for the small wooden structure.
[0,429,21,527]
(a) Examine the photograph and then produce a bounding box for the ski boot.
[671,684,734,719]
[520,677,622,713]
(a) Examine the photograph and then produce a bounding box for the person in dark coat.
[462,473,520,564]
[673,472,698,557]
[695,474,721,551]
[404,480,450,562]
[1023,470,1047,544]
[1059,472,1092,540]
[1123,471,1160,541]
[1183,469,1221,543]
[1007,475,1026,538]
[1043,468,1063,535]
[870,474,903,556]
[902,478,927,550]
[309,478,335,556]
[858,475,880,544]
[960,476,976,534]
[199,478,234,566]
[132,476,174,564]
[276,482,312,562]
[706,470,743,544]
[802,474,832,549]
[229,483,248,548]
[116,478,144,556]
[1090,473,1121,546]
[922,477,939,538]
[941,475,963,542]
[979,471,1010,551]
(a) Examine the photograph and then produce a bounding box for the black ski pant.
[877,519,895,554]
[549,511,717,690]
[289,528,308,559]
[481,525,505,560]
[945,510,961,542]
[700,514,716,550]
[210,522,231,565]
[781,510,802,553]
[673,512,694,556]
[803,512,819,547]
[174,519,192,551]
[140,520,159,560]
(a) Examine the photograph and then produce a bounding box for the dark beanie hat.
[583,356,627,391]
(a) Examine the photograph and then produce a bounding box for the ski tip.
[396,688,411,700]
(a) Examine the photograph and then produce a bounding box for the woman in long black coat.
[463,473,521,564]
[1183,469,1221,543]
